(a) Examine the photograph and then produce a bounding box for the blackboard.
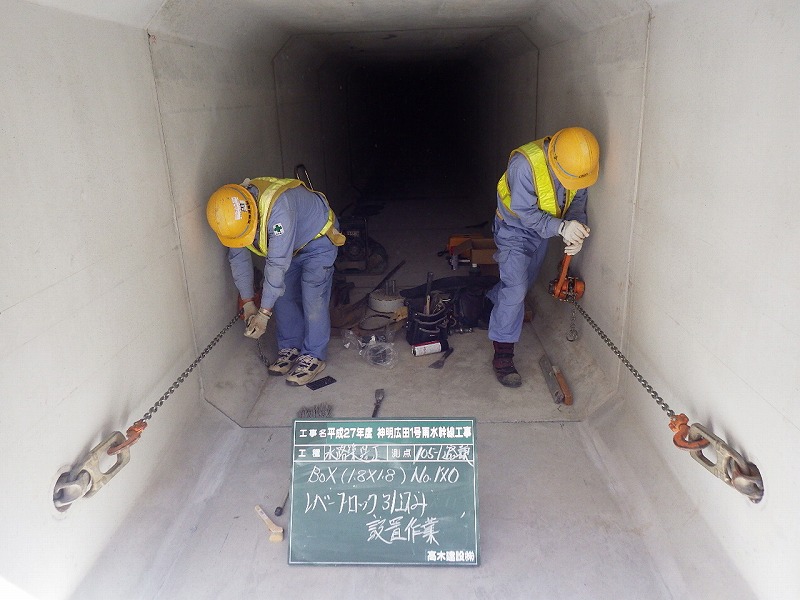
[288,418,479,566]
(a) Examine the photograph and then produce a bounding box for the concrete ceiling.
[29,0,651,52]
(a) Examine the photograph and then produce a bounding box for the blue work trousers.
[487,216,549,343]
[273,236,337,360]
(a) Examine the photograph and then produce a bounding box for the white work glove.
[244,308,271,339]
[559,220,590,245]
[564,239,584,256]
[241,300,258,321]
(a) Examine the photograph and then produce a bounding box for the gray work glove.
[559,220,590,245]
[564,239,584,256]
[241,300,258,321]
[244,308,271,339]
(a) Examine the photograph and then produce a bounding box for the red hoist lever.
[548,255,585,301]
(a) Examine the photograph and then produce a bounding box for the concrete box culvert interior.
[2,1,799,599]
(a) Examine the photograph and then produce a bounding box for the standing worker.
[488,127,599,387]
[206,177,344,386]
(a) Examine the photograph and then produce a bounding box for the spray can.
[411,339,450,356]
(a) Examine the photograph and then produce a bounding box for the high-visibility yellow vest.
[497,138,576,219]
[246,177,343,257]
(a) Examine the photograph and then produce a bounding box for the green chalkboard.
[288,418,479,566]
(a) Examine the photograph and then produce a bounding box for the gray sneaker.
[285,355,325,386]
[268,348,300,376]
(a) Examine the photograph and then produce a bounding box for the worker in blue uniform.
[206,177,344,386]
[488,127,600,387]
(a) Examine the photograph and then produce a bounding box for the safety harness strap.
[246,177,342,257]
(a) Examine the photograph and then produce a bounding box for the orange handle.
[552,255,572,299]
[553,369,573,406]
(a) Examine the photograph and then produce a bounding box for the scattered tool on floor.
[330,260,406,329]
[538,354,573,405]
[254,504,284,542]
[306,375,336,391]
[296,401,333,419]
[372,389,385,417]
[532,316,573,405]
[356,313,393,332]
[448,240,472,269]
[368,279,404,313]
[274,487,290,516]
[411,339,449,356]
[428,347,454,369]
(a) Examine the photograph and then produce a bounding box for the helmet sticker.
[231,197,245,221]
[272,223,284,236]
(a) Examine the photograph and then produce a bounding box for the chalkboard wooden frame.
[288,418,479,566]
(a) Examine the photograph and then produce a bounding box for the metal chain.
[140,313,241,422]
[256,335,272,367]
[571,300,676,420]
[52,313,242,511]
[567,304,579,341]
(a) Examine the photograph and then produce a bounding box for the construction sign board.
[288,418,479,566]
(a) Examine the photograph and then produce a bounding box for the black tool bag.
[405,297,451,345]
[453,285,493,329]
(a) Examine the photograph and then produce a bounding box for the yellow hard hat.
[206,184,257,247]
[547,127,600,190]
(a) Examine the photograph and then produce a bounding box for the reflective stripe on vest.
[245,177,336,257]
[496,138,576,219]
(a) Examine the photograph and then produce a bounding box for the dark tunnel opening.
[343,58,481,204]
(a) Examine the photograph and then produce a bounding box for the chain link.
[571,300,676,420]
[567,303,579,341]
[256,335,272,367]
[140,313,241,422]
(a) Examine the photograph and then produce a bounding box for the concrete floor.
[70,195,743,599]
[74,415,670,600]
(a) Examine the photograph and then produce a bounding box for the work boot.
[268,347,300,376]
[285,354,326,386]
[492,341,522,388]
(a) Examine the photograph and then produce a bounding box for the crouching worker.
[488,127,599,387]
[206,177,345,386]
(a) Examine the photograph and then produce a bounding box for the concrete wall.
[538,1,800,598]
[0,3,283,598]
[533,11,650,384]
[0,3,195,598]
[613,1,799,597]
[273,38,332,199]
[146,33,284,401]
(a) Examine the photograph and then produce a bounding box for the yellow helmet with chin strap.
[547,127,600,190]
[206,183,257,247]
